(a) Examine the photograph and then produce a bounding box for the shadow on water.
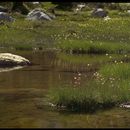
[0,50,129,128]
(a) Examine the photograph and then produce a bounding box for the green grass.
[54,53,130,73]
[1,13,130,52]
[48,79,130,113]
[0,19,56,50]
[57,40,130,54]
[53,17,130,54]
[99,63,130,79]
[57,53,130,65]
[12,43,33,51]
[48,62,130,113]
[0,12,130,53]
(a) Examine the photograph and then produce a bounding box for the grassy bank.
[55,17,130,54]
[48,80,130,113]
[57,40,130,54]
[48,63,130,113]
[57,53,130,65]
[0,12,130,53]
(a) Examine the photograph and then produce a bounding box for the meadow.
[1,10,130,53]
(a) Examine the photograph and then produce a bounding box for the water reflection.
[0,66,24,73]
[0,51,96,89]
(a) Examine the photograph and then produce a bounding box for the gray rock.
[0,12,15,22]
[92,8,108,18]
[120,102,130,108]
[0,53,31,67]
[127,10,130,14]
[32,2,39,4]
[26,8,55,21]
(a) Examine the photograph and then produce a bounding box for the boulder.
[92,8,108,18]
[120,102,130,108]
[0,12,15,22]
[26,8,55,21]
[127,10,130,14]
[0,53,31,67]
[32,2,39,4]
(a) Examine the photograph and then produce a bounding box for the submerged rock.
[92,8,108,18]
[0,12,15,22]
[26,8,55,21]
[0,53,31,67]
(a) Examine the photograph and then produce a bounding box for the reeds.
[48,63,130,113]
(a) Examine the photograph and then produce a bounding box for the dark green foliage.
[11,2,29,15]
[52,2,74,11]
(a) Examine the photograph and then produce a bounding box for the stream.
[0,50,130,128]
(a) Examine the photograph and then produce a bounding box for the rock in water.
[120,102,130,108]
[0,53,31,67]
